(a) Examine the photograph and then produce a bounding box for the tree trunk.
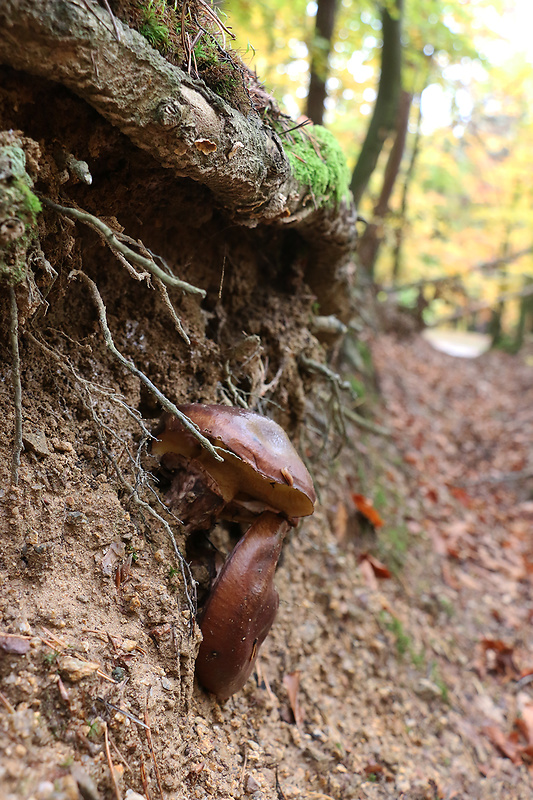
[349,0,403,207]
[306,0,339,125]
[357,89,412,277]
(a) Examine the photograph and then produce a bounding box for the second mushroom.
[152,404,316,700]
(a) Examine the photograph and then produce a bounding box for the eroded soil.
[1,331,532,800]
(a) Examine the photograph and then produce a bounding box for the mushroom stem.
[195,511,290,700]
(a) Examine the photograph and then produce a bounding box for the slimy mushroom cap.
[152,404,316,519]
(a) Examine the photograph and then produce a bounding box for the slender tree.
[306,0,339,125]
[357,88,412,276]
[350,0,403,207]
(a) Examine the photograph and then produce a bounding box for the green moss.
[14,179,42,220]
[0,145,42,284]
[194,36,219,65]
[283,125,351,206]
[139,0,171,52]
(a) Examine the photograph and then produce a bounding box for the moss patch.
[0,144,42,284]
[139,0,173,52]
[127,0,252,114]
[283,125,351,207]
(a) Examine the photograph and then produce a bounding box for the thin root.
[26,331,198,618]
[70,269,222,462]
[9,287,23,485]
[40,197,205,297]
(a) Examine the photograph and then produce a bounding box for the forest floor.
[1,331,532,800]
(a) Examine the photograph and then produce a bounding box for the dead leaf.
[449,485,475,508]
[116,553,133,590]
[363,762,384,776]
[483,724,523,765]
[283,671,304,729]
[101,541,125,576]
[331,502,348,542]
[358,553,392,579]
[358,557,378,591]
[480,638,518,679]
[351,493,384,528]
[516,704,533,745]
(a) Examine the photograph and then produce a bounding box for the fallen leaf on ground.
[482,724,523,765]
[478,638,518,679]
[358,553,392,579]
[351,493,384,528]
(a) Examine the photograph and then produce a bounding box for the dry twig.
[104,722,122,800]
[144,689,164,800]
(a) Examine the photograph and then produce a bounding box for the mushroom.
[196,510,289,699]
[152,404,316,698]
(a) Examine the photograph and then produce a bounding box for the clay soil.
[2,322,533,800]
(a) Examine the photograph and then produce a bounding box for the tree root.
[70,269,222,462]
[41,197,205,297]
[9,286,23,485]
[27,331,198,620]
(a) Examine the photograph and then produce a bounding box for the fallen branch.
[383,246,533,295]
[430,281,533,327]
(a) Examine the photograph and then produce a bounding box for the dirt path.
[1,333,532,800]
[366,334,533,797]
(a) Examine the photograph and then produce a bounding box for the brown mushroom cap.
[152,404,316,518]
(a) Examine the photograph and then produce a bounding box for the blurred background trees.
[225,0,533,350]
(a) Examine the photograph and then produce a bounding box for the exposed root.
[123,236,191,345]
[104,722,122,800]
[342,406,391,436]
[26,331,198,618]
[40,198,206,297]
[70,269,222,462]
[154,276,190,344]
[26,332,153,439]
[300,354,391,445]
[299,355,352,453]
[9,286,23,485]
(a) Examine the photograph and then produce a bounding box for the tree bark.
[0,0,355,233]
[0,0,357,315]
